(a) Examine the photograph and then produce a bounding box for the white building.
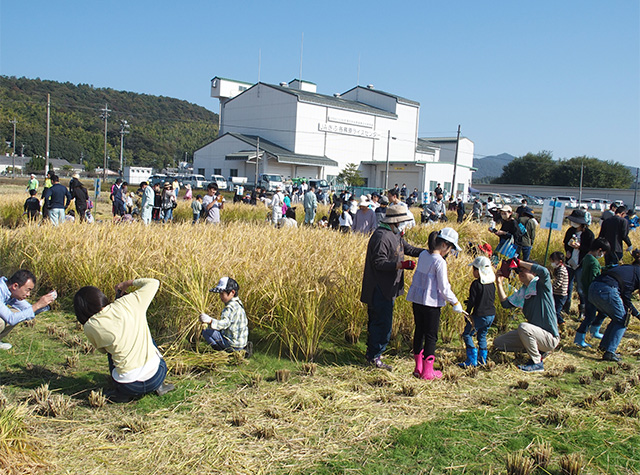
[194,77,475,200]
[124,166,153,185]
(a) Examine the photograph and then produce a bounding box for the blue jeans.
[108,355,167,396]
[462,315,495,350]
[577,300,605,333]
[588,281,628,354]
[519,246,532,262]
[366,285,395,360]
[162,208,173,222]
[553,294,568,324]
[202,328,232,350]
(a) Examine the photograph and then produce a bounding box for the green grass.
[1,309,639,474]
[314,407,640,474]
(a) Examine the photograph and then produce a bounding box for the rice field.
[0,187,638,474]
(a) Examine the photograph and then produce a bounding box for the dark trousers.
[412,303,441,357]
[107,354,167,396]
[366,286,395,361]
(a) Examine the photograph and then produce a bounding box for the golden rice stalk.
[505,450,535,475]
[559,453,584,475]
[88,390,107,409]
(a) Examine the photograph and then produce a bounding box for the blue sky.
[1,0,638,168]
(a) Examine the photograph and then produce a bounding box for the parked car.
[553,196,577,208]
[210,174,228,190]
[149,174,169,186]
[182,174,208,189]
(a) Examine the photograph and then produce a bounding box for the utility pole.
[119,119,130,177]
[45,94,50,175]
[633,167,639,210]
[578,159,584,204]
[100,103,111,182]
[451,125,461,199]
[384,130,396,190]
[9,118,17,179]
[254,137,260,186]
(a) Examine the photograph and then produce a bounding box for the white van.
[553,196,577,208]
[211,174,228,190]
[183,174,207,189]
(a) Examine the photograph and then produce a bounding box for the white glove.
[627,246,634,253]
[452,302,464,313]
[199,313,212,324]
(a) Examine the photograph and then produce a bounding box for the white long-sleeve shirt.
[406,251,459,308]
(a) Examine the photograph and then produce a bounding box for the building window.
[213,168,222,176]
[429,181,438,193]
[444,182,452,194]
[198,168,205,176]
[229,169,238,177]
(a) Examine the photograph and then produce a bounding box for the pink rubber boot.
[412,350,424,378]
[420,355,442,380]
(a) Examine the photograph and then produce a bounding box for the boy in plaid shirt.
[199,277,252,356]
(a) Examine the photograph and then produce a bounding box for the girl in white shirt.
[406,228,467,380]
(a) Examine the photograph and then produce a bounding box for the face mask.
[551,262,558,268]
[570,222,578,228]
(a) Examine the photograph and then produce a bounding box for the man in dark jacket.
[42,174,71,226]
[599,206,632,265]
[360,206,423,370]
[516,207,537,261]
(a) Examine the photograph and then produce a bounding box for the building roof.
[210,76,253,86]
[223,133,339,167]
[263,83,397,119]
[417,138,440,153]
[423,136,472,144]
[341,85,420,107]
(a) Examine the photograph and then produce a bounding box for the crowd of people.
[2,177,637,402]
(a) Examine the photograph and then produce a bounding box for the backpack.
[514,221,528,246]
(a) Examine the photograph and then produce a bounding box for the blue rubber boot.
[478,349,488,365]
[458,347,478,368]
[589,326,603,339]
[573,332,592,348]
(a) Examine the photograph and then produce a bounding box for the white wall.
[222,84,297,150]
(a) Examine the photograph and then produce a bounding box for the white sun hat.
[437,227,462,251]
[469,255,495,284]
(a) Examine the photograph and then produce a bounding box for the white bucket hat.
[437,227,461,251]
[358,196,370,207]
[469,256,495,284]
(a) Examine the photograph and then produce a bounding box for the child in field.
[459,256,496,367]
[192,194,203,224]
[549,252,569,332]
[574,238,611,347]
[199,277,252,356]
[406,228,467,380]
[23,189,41,220]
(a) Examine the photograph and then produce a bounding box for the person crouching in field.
[406,228,467,380]
[73,278,174,403]
[494,259,560,372]
[199,277,252,357]
[459,256,496,368]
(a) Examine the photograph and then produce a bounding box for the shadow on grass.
[0,365,109,399]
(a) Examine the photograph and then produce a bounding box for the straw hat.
[380,206,412,224]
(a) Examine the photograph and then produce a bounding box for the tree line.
[492,151,635,189]
[0,76,219,172]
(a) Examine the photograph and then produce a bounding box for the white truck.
[230,174,284,193]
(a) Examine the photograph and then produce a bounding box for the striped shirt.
[552,265,569,297]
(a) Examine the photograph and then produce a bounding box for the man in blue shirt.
[494,259,560,372]
[0,270,57,350]
[42,174,71,226]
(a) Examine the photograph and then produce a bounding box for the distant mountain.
[0,76,219,172]
[472,153,514,183]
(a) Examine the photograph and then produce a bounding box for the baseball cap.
[210,276,239,294]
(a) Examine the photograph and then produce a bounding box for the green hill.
[0,76,219,172]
